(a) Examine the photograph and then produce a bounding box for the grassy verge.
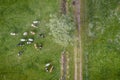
[82,0,120,80]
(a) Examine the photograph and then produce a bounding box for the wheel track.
[73,0,84,80]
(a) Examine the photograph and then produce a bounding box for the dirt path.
[74,45,78,80]
[74,38,82,80]
[60,0,84,79]
[73,0,84,80]
[60,52,67,80]
[60,51,70,80]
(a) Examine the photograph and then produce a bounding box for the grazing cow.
[20,39,26,42]
[31,20,39,28]
[30,31,35,35]
[45,63,54,72]
[39,33,45,38]
[26,41,32,44]
[28,38,34,42]
[33,21,39,24]
[38,44,43,49]
[23,32,28,36]
[10,32,17,36]
[34,43,43,50]
[18,51,24,56]
[17,42,25,46]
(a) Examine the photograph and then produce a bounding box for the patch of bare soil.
[60,51,70,80]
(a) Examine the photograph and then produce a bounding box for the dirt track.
[73,0,84,80]
[60,0,84,79]
[60,51,70,80]
[60,52,67,80]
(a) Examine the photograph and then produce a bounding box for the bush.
[46,14,75,47]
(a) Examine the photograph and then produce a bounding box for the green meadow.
[83,0,120,80]
[0,0,62,80]
[0,0,120,80]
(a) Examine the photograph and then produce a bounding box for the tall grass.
[83,0,120,80]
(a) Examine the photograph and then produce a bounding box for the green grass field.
[0,0,63,80]
[0,0,120,80]
[83,0,120,80]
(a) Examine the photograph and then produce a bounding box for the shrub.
[46,14,75,47]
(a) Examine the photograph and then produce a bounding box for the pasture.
[0,0,62,80]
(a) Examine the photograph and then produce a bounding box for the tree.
[46,14,75,47]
